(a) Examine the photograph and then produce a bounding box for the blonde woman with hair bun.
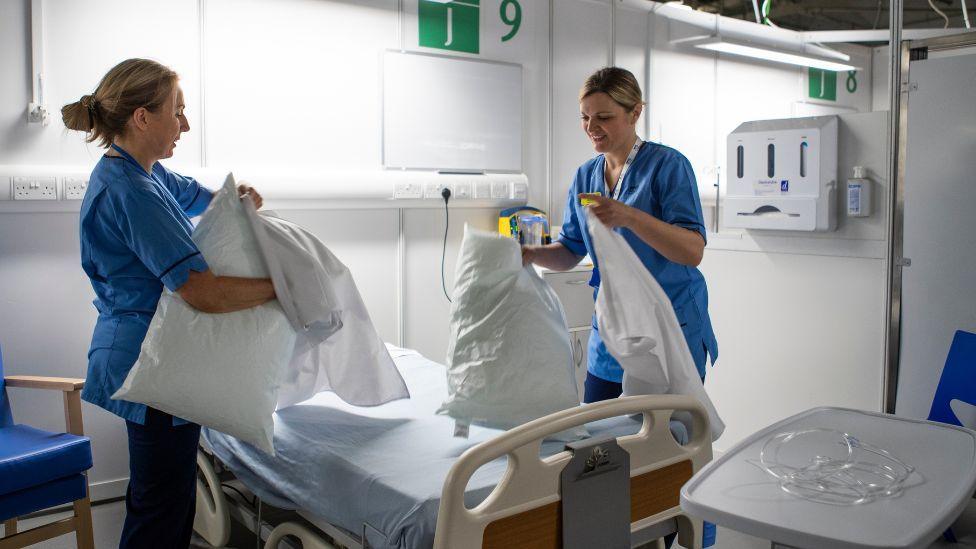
[64,58,275,549]
[522,67,718,404]
[522,67,719,547]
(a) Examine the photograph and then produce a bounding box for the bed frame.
[194,394,712,549]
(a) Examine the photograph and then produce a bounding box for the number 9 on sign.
[500,0,521,42]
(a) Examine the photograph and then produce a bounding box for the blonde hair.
[62,59,178,148]
[579,67,645,112]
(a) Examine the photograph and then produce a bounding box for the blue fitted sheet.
[203,347,685,548]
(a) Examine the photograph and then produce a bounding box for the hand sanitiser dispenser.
[724,116,838,232]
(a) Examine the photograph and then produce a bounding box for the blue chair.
[928,330,976,544]
[929,330,976,429]
[0,343,93,548]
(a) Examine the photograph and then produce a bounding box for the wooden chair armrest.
[5,375,85,392]
[5,376,87,436]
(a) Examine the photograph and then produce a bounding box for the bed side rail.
[433,395,711,549]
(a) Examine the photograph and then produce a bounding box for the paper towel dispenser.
[724,116,837,232]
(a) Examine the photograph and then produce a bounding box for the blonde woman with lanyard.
[522,67,718,546]
[63,59,274,548]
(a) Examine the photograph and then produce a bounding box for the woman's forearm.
[523,242,584,271]
[624,208,705,267]
[177,269,275,313]
[207,276,276,313]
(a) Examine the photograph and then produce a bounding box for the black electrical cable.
[221,482,257,507]
[441,187,453,304]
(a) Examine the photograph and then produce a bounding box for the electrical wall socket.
[12,176,58,200]
[63,177,88,200]
[491,182,509,199]
[453,182,473,199]
[511,182,528,200]
[475,182,492,199]
[393,182,423,199]
[425,183,451,199]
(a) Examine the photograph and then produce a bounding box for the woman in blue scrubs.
[525,64,718,549]
[62,59,275,549]
[523,66,718,402]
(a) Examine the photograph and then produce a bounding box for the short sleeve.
[556,168,588,257]
[112,185,209,291]
[152,163,213,217]
[658,153,707,243]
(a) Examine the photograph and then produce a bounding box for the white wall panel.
[701,249,886,453]
[550,0,611,227]
[613,3,648,103]
[203,0,396,170]
[647,14,719,200]
[0,0,202,167]
[872,45,890,111]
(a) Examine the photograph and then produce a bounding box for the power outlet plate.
[425,183,451,200]
[393,182,423,199]
[63,177,88,200]
[453,182,473,199]
[475,182,492,199]
[12,176,58,200]
[490,182,509,199]
[511,182,528,200]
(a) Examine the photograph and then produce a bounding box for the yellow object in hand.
[579,192,602,206]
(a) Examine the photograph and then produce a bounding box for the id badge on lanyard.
[607,139,643,201]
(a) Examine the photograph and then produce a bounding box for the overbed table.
[680,407,976,549]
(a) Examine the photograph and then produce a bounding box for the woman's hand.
[237,183,263,210]
[579,193,635,229]
[584,192,705,266]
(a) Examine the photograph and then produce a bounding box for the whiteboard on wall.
[383,51,522,172]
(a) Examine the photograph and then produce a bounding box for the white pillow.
[113,175,295,454]
[438,226,585,438]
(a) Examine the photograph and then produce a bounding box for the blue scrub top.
[558,141,718,381]
[79,153,213,424]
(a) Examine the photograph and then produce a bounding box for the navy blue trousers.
[120,407,201,549]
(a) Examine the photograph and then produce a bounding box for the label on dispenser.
[753,179,779,195]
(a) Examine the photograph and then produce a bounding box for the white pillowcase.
[113,176,295,455]
[438,226,585,438]
[586,208,724,441]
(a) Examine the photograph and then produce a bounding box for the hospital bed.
[194,346,713,549]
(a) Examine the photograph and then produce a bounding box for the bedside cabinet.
[540,262,594,400]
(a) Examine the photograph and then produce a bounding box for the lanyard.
[606,138,643,201]
[110,143,151,177]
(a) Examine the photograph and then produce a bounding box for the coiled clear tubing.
[756,429,915,505]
